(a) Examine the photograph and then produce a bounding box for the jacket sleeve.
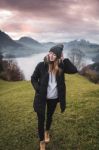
[63,58,78,74]
[31,62,41,92]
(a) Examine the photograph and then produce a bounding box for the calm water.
[14,52,93,80]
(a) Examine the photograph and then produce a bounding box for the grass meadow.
[0,74,99,150]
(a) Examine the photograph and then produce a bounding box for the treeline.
[0,53,25,81]
[80,63,99,84]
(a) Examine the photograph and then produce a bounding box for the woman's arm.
[31,62,41,92]
[63,58,78,74]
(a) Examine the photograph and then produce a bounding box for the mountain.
[17,37,42,47]
[0,30,22,49]
[42,39,99,57]
[0,30,27,57]
[67,39,90,47]
[0,31,45,58]
[65,39,99,61]
[42,42,56,47]
[0,30,99,61]
[67,39,99,52]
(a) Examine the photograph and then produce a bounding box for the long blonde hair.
[48,59,62,76]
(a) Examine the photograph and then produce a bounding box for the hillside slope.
[0,74,99,150]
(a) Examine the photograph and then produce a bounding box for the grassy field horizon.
[0,74,99,150]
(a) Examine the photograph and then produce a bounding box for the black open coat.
[31,58,78,114]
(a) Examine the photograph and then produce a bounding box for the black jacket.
[31,58,78,113]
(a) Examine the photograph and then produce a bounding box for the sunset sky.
[0,0,99,43]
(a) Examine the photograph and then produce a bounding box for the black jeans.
[37,98,58,141]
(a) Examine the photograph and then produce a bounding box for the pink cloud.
[0,0,99,43]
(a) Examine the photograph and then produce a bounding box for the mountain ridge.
[0,30,99,61]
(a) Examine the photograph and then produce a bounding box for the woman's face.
[48,52,57,62]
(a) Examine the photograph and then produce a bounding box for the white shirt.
[47,72,58,99]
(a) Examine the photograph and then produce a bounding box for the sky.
[0,0,99,43]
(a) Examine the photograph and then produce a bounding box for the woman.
[31,44,78,150]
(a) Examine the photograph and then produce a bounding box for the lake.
[14,52,93,80]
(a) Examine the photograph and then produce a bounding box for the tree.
[0,59,25,81]
[68,48,85,70]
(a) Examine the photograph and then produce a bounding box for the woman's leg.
[46,98,58,130]
[37,112,45,141]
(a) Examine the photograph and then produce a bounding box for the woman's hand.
[60,52,64,61]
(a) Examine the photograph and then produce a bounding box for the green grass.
[0,74,99,150]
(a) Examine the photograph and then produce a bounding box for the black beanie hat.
[49,44,64,59]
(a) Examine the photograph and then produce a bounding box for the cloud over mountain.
[0,0,99,43]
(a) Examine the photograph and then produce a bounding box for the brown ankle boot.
[40,140,46,150]
[45,131,50,143]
